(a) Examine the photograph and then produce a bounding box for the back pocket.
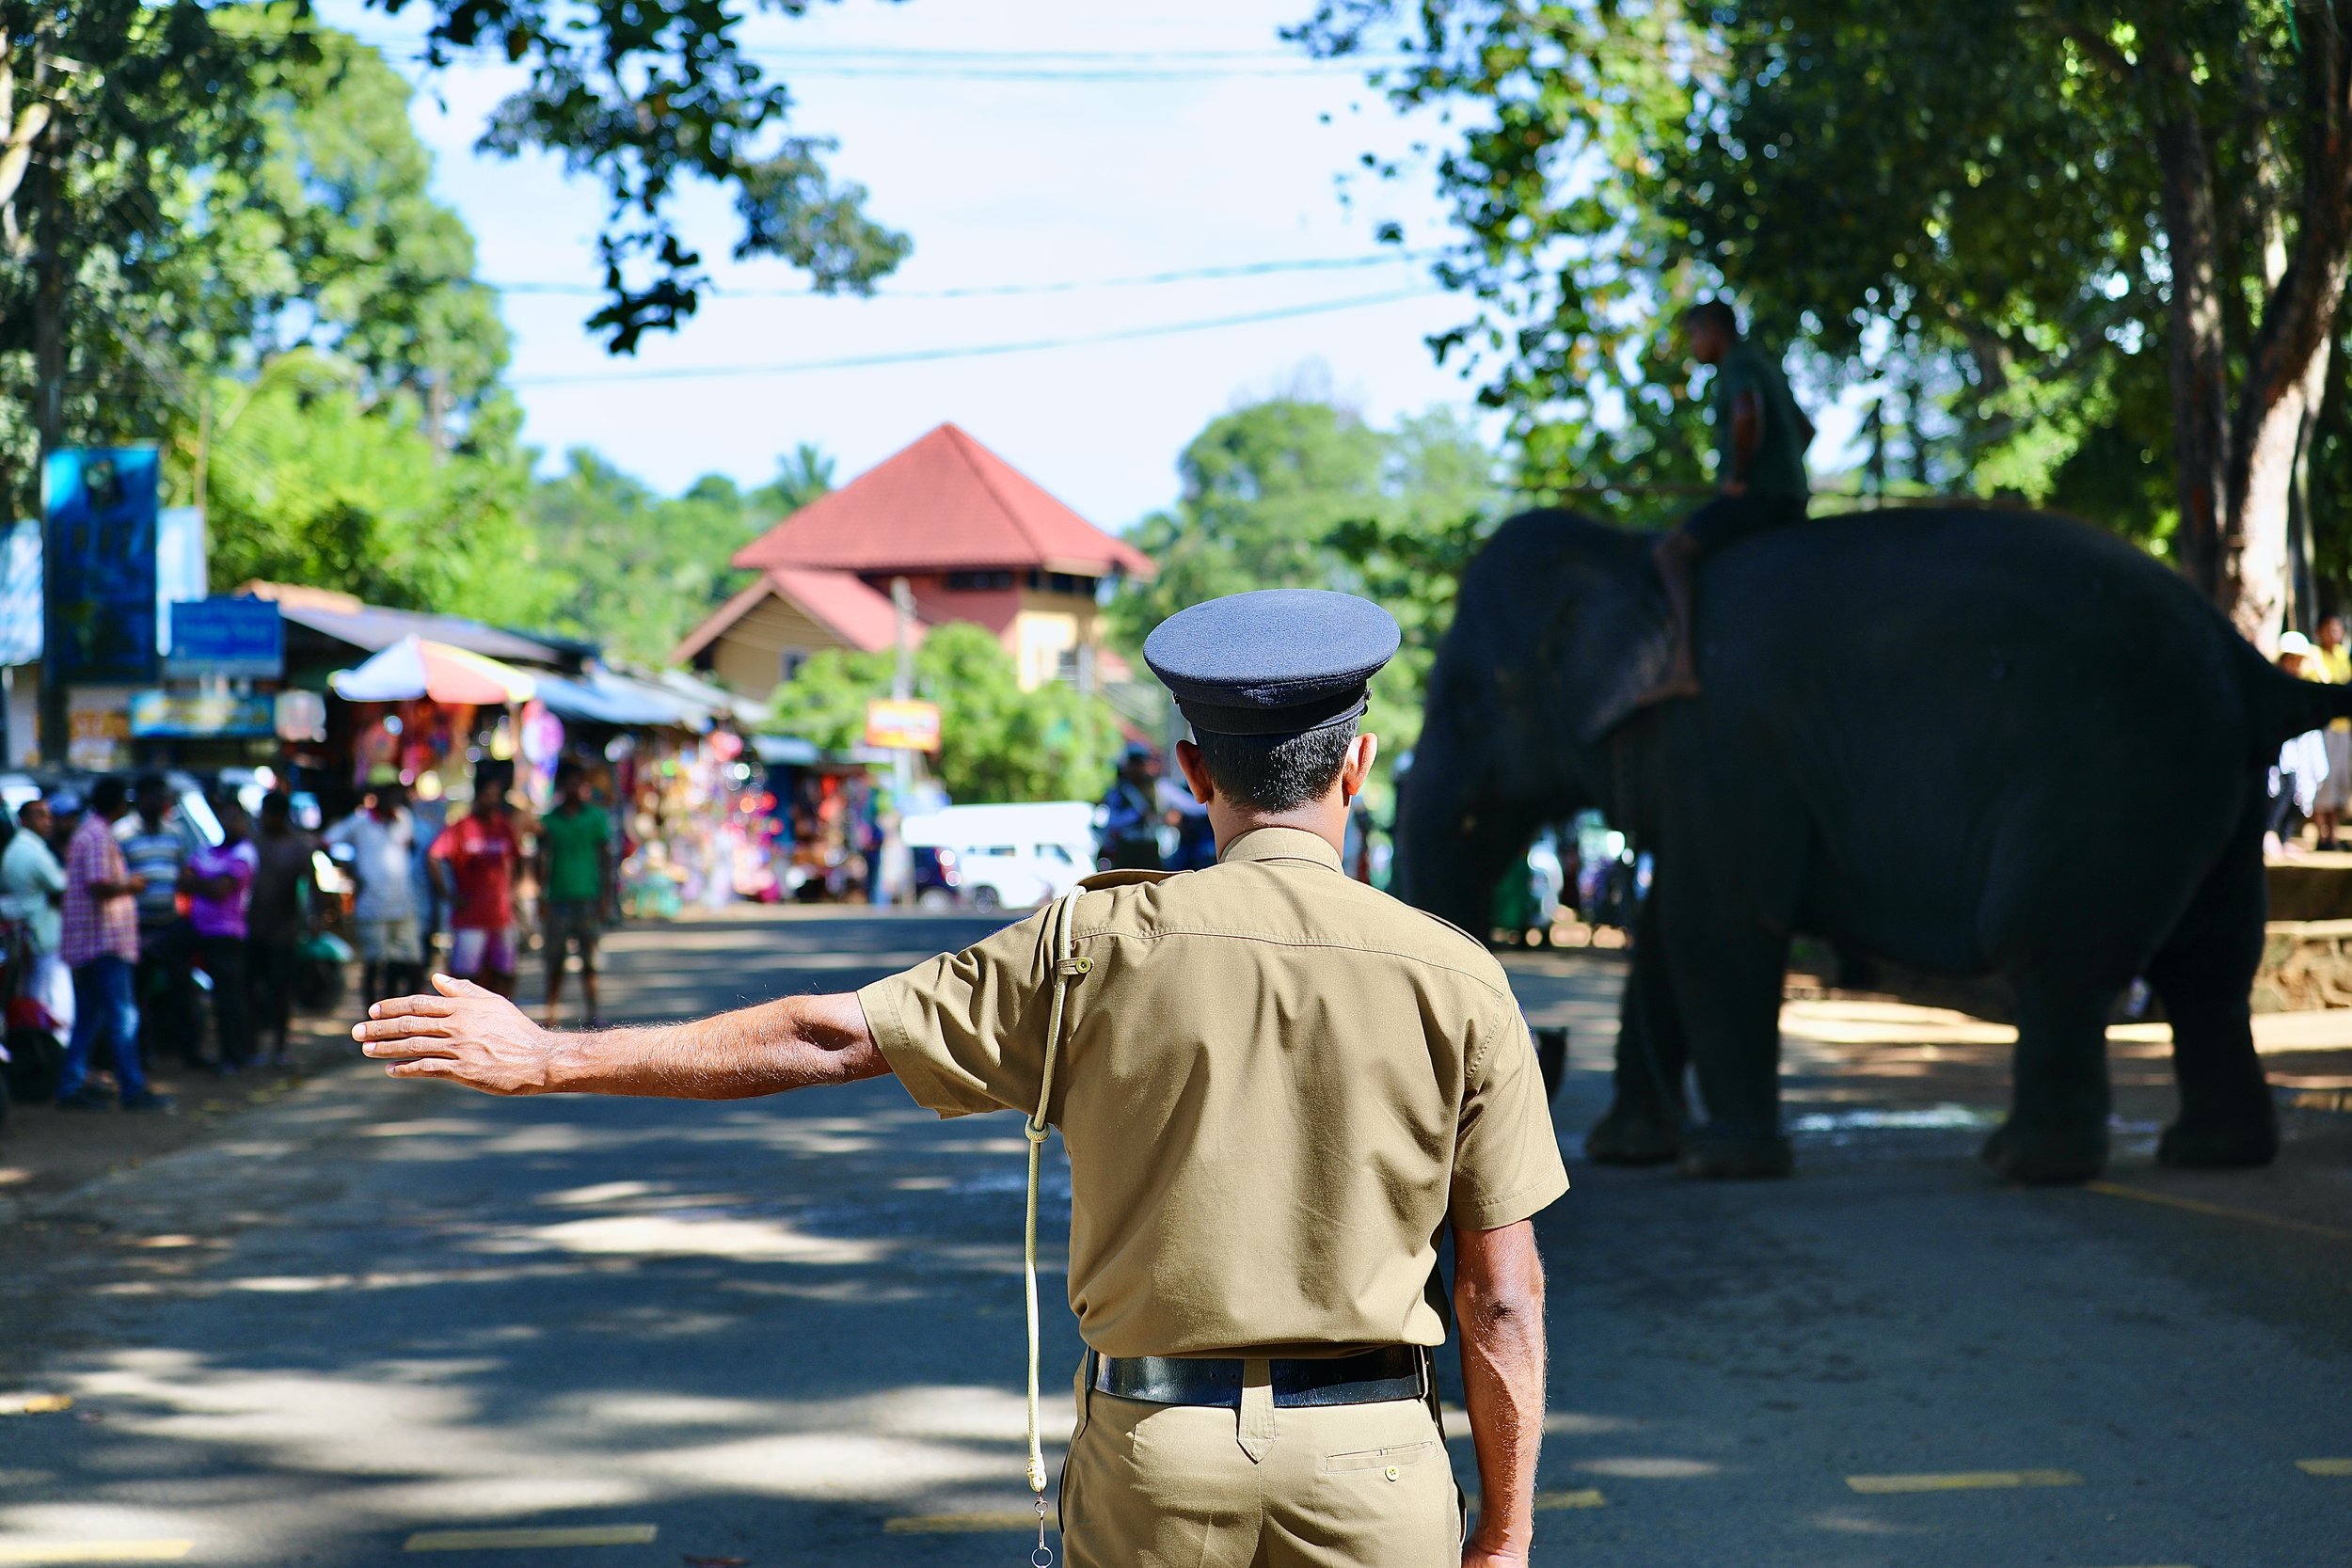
[1321,1439,1436,1475]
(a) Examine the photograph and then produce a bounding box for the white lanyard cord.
[1024,892,1089,1545]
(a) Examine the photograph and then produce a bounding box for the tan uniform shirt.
[857,825,1568,1359]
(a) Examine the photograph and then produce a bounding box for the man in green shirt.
[1645,298,1816,702]
[536,765,613,1028]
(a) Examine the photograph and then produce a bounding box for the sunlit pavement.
[2,910,2346,1566]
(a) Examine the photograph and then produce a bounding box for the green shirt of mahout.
[541,804,612,904]
[1713,341,1810,499]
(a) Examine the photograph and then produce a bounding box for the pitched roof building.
[674,423,1154,698]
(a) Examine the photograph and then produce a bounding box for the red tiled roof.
[732,423,1156,580]
[668,568,916,666]
[770,567,908,654]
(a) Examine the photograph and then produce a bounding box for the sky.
[323,0,1491,532]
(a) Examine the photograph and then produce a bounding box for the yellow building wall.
[707,592,859,702]
[1009,589,1103,691]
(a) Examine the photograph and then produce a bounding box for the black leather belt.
[1089,1346,1429,1409]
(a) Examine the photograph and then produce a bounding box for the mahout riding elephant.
[1394,507,2349,1184]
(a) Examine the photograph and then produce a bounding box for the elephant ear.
[1558,559,1675,745]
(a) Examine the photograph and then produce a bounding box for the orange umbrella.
[329,635,538,705]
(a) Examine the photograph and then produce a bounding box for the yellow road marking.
[882,1513,1046,1534]
[2086,1181,2352,1243]
[0,1545,193,1564]
[403,1526,658,1551]
[1534,1488,1608,1510]
[2297,1457,2352,1476]
[1847,1469,2082,1494]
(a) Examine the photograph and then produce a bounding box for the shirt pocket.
[1320,1439,1436,1476]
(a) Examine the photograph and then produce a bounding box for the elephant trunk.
[1393,713,1518,935]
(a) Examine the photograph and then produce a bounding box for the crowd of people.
[2270,614,2352,854]
[0,760,621,1117]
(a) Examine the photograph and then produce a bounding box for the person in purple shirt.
[183,795,259,1073]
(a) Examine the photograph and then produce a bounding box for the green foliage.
[376,0,912,350]
[748,441,837,520]
[524,451,770,665]
[1295,0,2352,607]
[1111,399,1506,787]
[197,352,554,623]
[1113,400,1391,640]
[218,14,512,416]
[766,624,1122,804]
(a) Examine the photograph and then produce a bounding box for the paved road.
[3,910,2347,1567]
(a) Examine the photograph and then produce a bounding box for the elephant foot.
[1584,1101,1681,1165]
[2156,1112,2279,1170]
[1676,1132,1794,1180]
[1979,1119,2106,1185]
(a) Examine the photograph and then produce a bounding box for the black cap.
[1143,589,1401,737]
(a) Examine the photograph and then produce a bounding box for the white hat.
[2280,630,2318,657]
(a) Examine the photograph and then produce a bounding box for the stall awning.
[276,600,568,666]
[329,636,537,705]
[535,670,700,729]
[752,735,821,765]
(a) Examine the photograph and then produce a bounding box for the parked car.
[901,802,1094,912]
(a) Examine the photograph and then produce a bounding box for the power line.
[301,29,1405,80]
[508,287,1440,386]
[485,250,1440,301]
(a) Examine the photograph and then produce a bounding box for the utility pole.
[886,576,916,907]
[30,120,72,766]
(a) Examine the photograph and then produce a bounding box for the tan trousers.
[1060,1359,1461,1568]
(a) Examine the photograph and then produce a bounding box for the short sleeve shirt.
[61,815,139,967]
[858,826,1568,1358]
[117,817,191,929]
[430,814,519,931]
[541,805,612,904]
[186,840,258,939]
[326,810,417,923]
[1713,342,1811,499]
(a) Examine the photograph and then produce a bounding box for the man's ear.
[1340,733,1378,801]
[1174,738,1215,806]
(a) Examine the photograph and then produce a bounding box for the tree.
[525,451,765,664]
[5,2,910,362]
[748,441,836,519]
[1113,399,1505,777]
[1294,0,2352,647]
[1112,399,1392,645]
[196,351,554,626]
[767,624,1123,803]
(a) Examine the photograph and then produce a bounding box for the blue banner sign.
[43,448,161,682]
[166,596,283,678]
[127,690,276,739]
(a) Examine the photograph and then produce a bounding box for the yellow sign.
[864,698,942,752]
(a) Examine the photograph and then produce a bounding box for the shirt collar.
[1217,826,1344,873]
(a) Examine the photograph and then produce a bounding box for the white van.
[900,801,1097,912]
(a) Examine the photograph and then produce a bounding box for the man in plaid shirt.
[56,776,173,1112]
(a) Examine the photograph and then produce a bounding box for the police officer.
[1097,741,1164,871]
[354,588,1569,1568]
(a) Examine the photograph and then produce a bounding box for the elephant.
[1393,506,2350,1184]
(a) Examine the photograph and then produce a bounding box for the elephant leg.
[2146,818,2277,1170]
[1658,893,1792,1180]
[1981,969,2116,1184]
[1587,895,1687,1165]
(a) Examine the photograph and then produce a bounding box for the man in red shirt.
[429,780,523,999]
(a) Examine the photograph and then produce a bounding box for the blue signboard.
[127,690,276,739]
[42,448,161,683]
[166,597,283,678]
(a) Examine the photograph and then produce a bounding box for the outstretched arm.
[1454,1216,1547,1568]
[354,975,886,1099]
